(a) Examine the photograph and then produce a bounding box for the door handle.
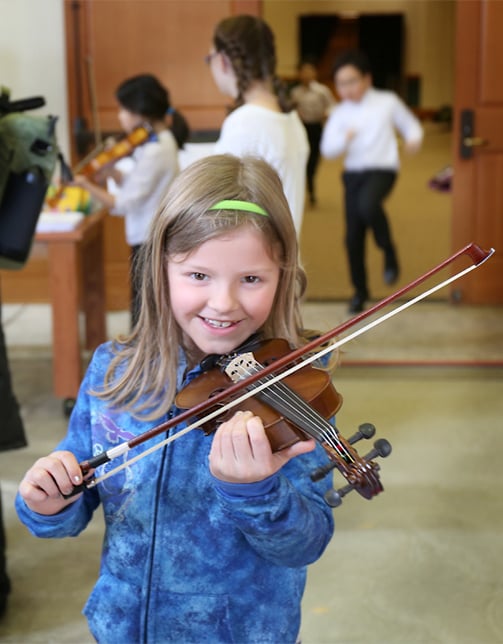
[463,136,489,147]
[460,109,489,158]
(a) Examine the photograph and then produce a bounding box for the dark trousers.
[0,297,27,611]
[342,169,397,296]
[0,316,26,452]
[303,122,323,200]
[130,244,143,331]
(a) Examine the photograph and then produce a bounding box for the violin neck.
[71,125,152,180]
[258,379,330,436]
[73,141,106,175]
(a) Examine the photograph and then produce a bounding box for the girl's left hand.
[209,410,315,483]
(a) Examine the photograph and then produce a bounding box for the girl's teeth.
[206,319,232,328]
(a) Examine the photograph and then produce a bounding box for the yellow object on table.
[45,184,93,214]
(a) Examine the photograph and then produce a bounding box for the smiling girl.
[16,154,335,644]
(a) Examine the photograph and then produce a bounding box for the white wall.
[0,0,70,159]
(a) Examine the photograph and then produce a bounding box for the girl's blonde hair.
[98,154,307,420]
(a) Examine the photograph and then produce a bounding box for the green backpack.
[0,88,64,269]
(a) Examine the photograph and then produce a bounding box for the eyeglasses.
[335,76,363,89]
[204,51,218,65]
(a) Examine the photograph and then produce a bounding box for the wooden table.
[35,210,107,413]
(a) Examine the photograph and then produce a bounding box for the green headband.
[208,199,268,217]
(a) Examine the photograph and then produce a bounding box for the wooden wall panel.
[66,0,262,157]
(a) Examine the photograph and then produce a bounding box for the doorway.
[299,14,405,96]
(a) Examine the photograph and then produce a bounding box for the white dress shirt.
[320,87,423,171]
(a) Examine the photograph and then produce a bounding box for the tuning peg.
[324,483,354,508]
[310,423,384,482]
[348,422,376,444]
[310,461,337,482]
[363,438,392,462]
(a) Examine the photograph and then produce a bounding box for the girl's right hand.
[18,451,84,515]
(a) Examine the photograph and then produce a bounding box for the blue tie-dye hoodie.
[16,342,335,643]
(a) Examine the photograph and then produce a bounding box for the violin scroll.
[311,422,392,508]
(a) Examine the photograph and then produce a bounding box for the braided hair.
[213,15,292,112]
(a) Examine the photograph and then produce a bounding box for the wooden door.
[451,0,503,303]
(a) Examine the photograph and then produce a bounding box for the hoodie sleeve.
[111,138,178,217]
[15,347,109,538]
[212,443,335,567]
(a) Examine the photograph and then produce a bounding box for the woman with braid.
[206,15,309,237]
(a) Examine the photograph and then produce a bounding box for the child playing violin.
[73,74,180,328]
[16,154,335,644]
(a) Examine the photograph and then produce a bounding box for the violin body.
[176,338,343,452]
[176,338,390,505]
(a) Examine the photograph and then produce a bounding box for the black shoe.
[0,579,9,619]
[383,266,399,285]
[348,293,367,314]
[384,248,399,285]
[0,572,11,617]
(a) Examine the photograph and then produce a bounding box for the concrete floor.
[1,302,502,644]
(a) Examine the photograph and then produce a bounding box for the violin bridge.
[224,352,258,382]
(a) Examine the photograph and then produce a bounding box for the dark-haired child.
[74,74,179,327]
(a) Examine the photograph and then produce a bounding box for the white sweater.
[111,129,179,246]
[214,104,309,235]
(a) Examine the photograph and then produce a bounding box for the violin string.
[261,382,354,463]
[227,356,350,458]
[240,363,356,464]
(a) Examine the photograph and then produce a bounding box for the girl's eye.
[243,275,260,284]
[190,272,207,281]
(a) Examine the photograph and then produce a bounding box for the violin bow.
[74,243,494,491]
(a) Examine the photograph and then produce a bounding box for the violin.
[45,125,152,209]
[65,243,495,507]
[73,125,152,180]
[175,337,391,506]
